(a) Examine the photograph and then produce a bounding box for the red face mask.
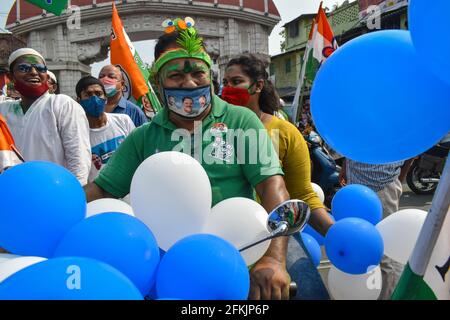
[221,86,251,107]
[14,80,49,99]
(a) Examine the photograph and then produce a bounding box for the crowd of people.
[0,19,414,300]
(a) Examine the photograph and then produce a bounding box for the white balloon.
[328,265,382,300]
[311,183,325,203]
[0,256,47,283]
[0,254,20,265]
[130,152,212,251]
[376,209,427,264]
[203,197,270,266]
[86,198,134,218]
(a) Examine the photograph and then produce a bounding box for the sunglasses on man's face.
[15,63,48,74]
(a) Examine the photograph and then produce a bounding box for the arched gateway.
[5,0,280,96]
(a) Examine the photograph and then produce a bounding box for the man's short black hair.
[154,32,180,61]
[182,96,193,102]
[75,76,106,98]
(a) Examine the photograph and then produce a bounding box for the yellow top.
[264,115,325,211]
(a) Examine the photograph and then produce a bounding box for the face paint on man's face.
[183,60,193,73]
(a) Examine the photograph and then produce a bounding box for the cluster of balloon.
[310,2,450,299]
[0,162,146,299]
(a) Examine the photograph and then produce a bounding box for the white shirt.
[0,92,91,185]
[88,113,135,183]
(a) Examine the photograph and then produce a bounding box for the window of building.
[289,22,299,38]
[270,63,275,76]
[285,58,292,73]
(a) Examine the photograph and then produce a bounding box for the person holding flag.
[110,3,162,120]
[291,2,338,124]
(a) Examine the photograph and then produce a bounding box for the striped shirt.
[346,159,404,192]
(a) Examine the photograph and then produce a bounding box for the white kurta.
[0,92,91,185]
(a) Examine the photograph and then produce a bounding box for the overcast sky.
[1,0,346,75]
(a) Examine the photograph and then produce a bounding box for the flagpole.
[408,154,450,277]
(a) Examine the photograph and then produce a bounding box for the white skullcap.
[8,48,46,67]
[47,70,57,83]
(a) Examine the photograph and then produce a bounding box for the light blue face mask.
[163,85,212,118]
[79,95,107,117]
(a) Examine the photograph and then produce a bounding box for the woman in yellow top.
[221,54,333,237]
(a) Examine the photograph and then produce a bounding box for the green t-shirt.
[94,95,283,206]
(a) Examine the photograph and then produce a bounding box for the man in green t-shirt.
[84,18,292,300]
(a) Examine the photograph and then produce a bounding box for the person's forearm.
[83,182,114,203]
[262,236,288,265]
[309,207,334,236]
[256,176,290,264]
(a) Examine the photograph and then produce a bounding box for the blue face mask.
[79,95,107,117]
[163,85,212,118]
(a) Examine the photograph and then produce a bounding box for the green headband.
[151,17,212,75]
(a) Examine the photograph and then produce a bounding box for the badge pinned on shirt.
[210,122,228,135]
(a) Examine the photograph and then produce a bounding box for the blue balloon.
[53,213,160,296]
[156,234,249,300]
[409,0,450,86]
[300,233,322,267]
[325,218,384,275]
[0,257,143,300]
[302,213,335,246]
[331,184,382,225]
[311,30,450,164]
[0,161,85,257]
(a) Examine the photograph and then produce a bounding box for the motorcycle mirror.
[239,200,310,252]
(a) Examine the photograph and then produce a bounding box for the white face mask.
[104,85,118,98]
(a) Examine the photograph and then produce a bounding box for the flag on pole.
[391,158,450,300]
[0,115,23,172]
[25,0,68,16]
[110,3,162,116]
[291,2,338,123]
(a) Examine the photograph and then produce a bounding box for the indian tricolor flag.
[392,158,450,300]
[110,3,162,115]
[0,115,22,172]
[291,2,338,123]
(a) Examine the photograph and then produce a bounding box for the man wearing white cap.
[47,70,58,94]
[0,48,91,185]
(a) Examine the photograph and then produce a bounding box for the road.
[399,182,433,212]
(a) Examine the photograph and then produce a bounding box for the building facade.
[4,0,281,97]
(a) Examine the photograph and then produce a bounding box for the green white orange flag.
[110,3,162,116]
[25,0,68,16]
[392,158,450,300]
[0,115,22,172]
[291,2,338,123]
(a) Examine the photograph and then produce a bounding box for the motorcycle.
[302,128,341,207]
[406,142,449,195]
